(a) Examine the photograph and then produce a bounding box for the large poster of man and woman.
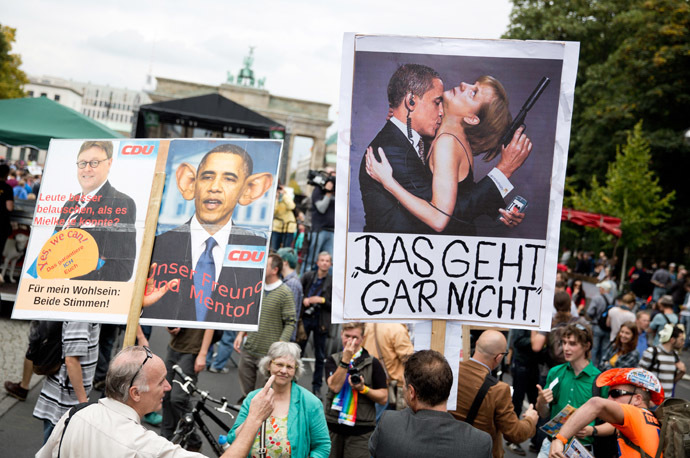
[333,35,580,330]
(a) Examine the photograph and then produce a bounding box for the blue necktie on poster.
[194,238,217,321]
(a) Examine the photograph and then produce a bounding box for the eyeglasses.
[271,361,296,372]
[608,388,637,399]
[496,351,509,359]
[574,323,588,332]
[128,346,153,390]
[76,159,108,169]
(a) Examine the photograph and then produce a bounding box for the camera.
[307,169,335,192]
[348,368,362,385]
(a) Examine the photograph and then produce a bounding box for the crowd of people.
[2,155,688,458]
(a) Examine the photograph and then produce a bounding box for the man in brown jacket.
[451,330,538,458]
[363,323,414,415]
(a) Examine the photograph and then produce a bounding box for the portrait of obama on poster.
[141,139,282,329]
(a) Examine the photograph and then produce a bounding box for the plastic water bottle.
[218,434,230,450]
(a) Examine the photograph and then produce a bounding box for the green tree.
[0,24,28,99]
[567,121,675,251]
[504,0,690,260]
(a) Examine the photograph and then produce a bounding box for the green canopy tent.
[0,97,124,150]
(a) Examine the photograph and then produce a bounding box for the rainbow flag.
[331,348,362,426]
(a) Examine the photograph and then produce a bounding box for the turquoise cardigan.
[228,382,330,458]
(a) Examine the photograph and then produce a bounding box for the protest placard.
[14,139,283,332]
[140,139,282,331]
[333,34,579,330]
[14,139,159,323]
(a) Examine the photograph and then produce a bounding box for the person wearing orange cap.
[548,367,664,458]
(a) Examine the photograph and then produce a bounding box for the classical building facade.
[25,76,83,112]
[23,75,150,136]
[147,52,331,181]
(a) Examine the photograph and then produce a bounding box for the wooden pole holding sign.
[430,320,447,353]
[123,171,166,348]
[461,324,510,363]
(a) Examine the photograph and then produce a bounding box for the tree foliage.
[0,24,28,99]
[567,122,674,250]
[504,0,690,259]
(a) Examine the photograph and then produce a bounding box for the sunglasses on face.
[128,346,153,390]
[608,388,636,399]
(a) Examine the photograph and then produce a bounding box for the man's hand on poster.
[496,126,532,179]
[142,263,179,307]
[168,327,180,336]
[498,207,525,228]
[365,147,394,189]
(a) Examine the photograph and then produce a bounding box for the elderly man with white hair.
[37,346,274,458]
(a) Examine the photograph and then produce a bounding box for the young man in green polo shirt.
[535,323,606,456]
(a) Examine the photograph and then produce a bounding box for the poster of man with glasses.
[14,139,159,323]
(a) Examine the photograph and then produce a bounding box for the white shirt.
[61,181,107,230]
[264,279,283,292]
[390,117,513,197]
[390,116,422,152]
[36,397,203,458]
[190,215,233,283]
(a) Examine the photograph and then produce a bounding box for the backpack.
[596,295,614,331]
[649,345,680,377]
[25,321,64,375]
[620,397,690,458]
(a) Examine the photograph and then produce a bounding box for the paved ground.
[0,316,44,418]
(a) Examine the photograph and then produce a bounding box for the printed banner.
[14,139,283,331]
[333,35,580,330]
[13,139,159,323]
[140,139,282,331]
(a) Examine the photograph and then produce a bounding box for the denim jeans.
[270,231,295,252]
[299,314,327,391]
[206,330,236,370]
[43,420,55,444]
[305,230,334,271]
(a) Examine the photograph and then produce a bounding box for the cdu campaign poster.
[13,139,159,323]
[140,139,282,331]
[13,138,283,332]
[333,35,580,330]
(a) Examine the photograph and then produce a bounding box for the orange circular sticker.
[36,229,100,279]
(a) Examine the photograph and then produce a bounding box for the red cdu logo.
[224,245,267,269]
[121,145,154,155]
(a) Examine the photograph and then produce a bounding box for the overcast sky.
[5,0,513,124]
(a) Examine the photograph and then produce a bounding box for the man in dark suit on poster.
[142,143,274,325]
[56,140,136,282]
[358,64,530,235]
[358,64,442,234]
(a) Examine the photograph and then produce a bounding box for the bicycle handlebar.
[172,364,194,383]
[171,364,240,416]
